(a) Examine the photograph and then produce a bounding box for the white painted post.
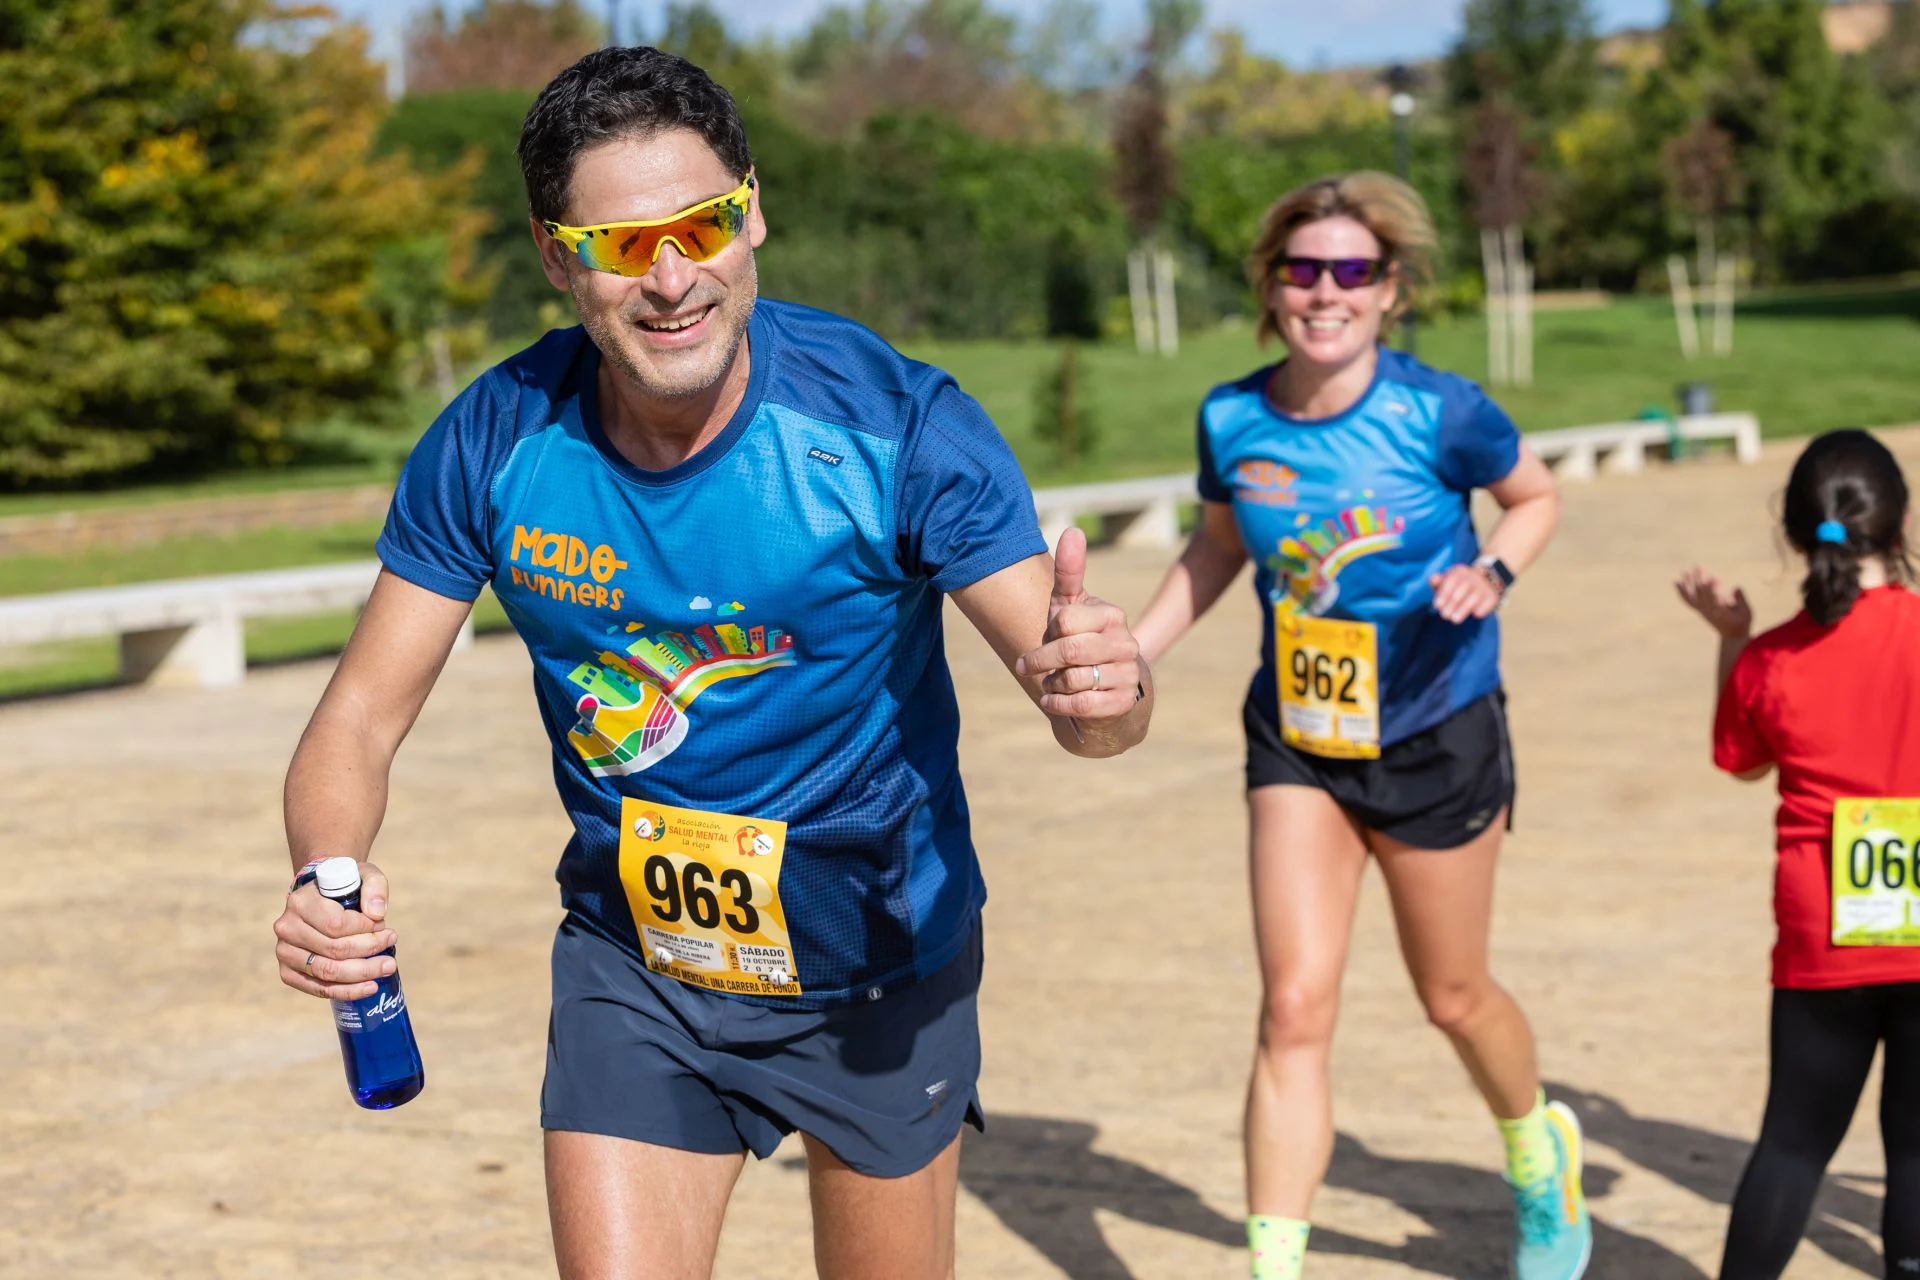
[120,606,245,688]
[1512,255,1534,389]
[1153,248,1179,357]
[1126,248,1154,355]
[1712,254,1736,357]
[1667,254,1700,359]
[1481,228,1509,387]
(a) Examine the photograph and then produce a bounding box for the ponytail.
[1802,538,1863,625]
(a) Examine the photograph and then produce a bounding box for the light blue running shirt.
[1197,347,1522,746]
[378,300,1045,1007]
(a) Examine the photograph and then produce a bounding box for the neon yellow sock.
[1498,1089,1556,1186]
[1248,1215,1309,1280]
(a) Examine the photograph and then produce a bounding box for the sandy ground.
[2,429,1911,1279]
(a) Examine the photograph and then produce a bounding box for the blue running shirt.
[1197,348,1521,746]
[377,300,1045,1007]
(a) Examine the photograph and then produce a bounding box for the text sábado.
[509,525,628,611]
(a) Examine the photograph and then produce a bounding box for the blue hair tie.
[1816,520,1849,545]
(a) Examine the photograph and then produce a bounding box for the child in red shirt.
[1679,428,1920,1280]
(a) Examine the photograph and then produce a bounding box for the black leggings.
[1719,982,1920,1279]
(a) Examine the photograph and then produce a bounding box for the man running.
[271,46,1150,1280]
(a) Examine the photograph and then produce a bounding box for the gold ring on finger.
[1091,664,1102,690]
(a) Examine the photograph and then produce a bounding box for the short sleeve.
[896,375,1046,592]
[376,372,515,602]
[1196,409,1231,504]
[1435,380,1522,493]
[1712,647,1774,775]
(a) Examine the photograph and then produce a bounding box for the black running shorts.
[1244,688,1515,850]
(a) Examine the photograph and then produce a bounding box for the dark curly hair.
[1782,428,1912,625]
[517,46,752,225]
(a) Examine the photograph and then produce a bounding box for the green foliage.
[0,0,478,487]
[1030,338,1097,465]
[1629,0,1904,282]
[754,110,1128,340]
[1178,124,1465,311]
[1446,0,1601,125]
[375,87,549,337]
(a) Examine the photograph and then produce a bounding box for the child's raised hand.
[1675,564,1753,638]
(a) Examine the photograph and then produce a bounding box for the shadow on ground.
[1554,1082,1883,1278]
[955,1111,1707,1279]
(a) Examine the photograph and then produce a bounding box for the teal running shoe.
[1509,1100,1592,1280]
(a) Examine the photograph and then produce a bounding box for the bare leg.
[546,1129,745,1280]
[806,1131,963,1280]
[1372,813,1540,1120]
[1245,784,1372,1218]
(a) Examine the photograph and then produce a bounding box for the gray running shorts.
[541,914,986,1178]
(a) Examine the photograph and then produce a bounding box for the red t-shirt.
[1715,585,1920,989]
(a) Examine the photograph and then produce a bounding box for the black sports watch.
[1474,554,1515,594]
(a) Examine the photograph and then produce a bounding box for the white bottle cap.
[314,856,362,899]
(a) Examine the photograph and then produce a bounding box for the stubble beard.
[575,258,759,403]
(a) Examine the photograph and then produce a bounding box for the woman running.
[1134,171,1586,1280]
[1677,428,1920,1280]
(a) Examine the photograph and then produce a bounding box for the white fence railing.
[0,411,1762,690]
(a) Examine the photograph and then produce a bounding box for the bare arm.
[1134,501,1247,665]
[949,529,1152,758]
[1673,563,1769,781]
[1431,443,1561,622]
[274,570,475,999]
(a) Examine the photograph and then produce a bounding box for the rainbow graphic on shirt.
[1270,504,1406,615]
[563,607,799,777]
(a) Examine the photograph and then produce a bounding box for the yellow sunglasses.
[542,176,754,277]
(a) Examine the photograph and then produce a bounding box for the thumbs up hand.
[1014,527,1147,722]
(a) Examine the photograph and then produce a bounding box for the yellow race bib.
[1831,798,1920,947]
[618,799,806,994]
[1277,610,1381,760]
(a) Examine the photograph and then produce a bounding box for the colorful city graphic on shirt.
[562,600,799,777]
[1270,503,1406,615]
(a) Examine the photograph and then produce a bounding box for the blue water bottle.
[315,856,426,1109]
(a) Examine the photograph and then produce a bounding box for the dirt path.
[1,430,1905,1278]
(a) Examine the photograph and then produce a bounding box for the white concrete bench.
[0,561,472,689]
[1033,474,1197,550]
[1530,412,1761,481]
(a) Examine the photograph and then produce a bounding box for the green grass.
[2,282,1915,698]
[907,282,1920,485]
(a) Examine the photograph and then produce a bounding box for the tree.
[1640,0,1897,282]
[403,0,600,96]
[1661,117,1743,280]
[1462,100,1539,385]
[787,0,1044,141]
[1445,0,1600,127]
[1184,31,1383,140]
[1445,0,1598,298]
[1111,0,1199,355]
[0,0,483,485]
